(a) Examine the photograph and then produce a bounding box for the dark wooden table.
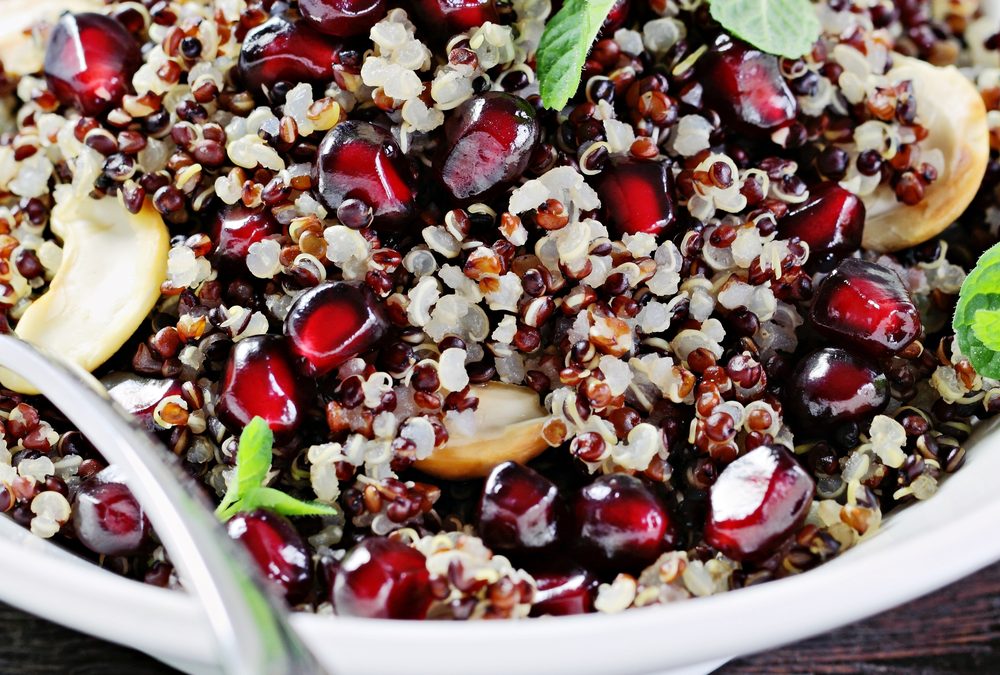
[3,562,999,674]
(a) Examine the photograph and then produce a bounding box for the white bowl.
[2,418,999,675]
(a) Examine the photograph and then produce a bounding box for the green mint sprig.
[536,0,617,111]
[215,417,338,521]
[709,0,821,60]
[535,0,822,111]
[954,241,1000,379]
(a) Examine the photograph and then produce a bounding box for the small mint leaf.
[709,0,821,59]
[954,241,1000,378]
[972,309,1000,352]
[241,487,339,518]
[536,0,617,110]
[235,417,274,496]
[215,417,274,520]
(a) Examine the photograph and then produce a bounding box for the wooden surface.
[1,562,999,673]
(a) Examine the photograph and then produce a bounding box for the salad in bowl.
[0,0,995,636]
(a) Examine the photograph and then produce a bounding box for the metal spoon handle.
[0,335,325,675]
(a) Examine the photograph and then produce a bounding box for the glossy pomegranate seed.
[705,445,814,561]
[104,375,182,430]
[317,120,417,230]
[408,0,500,38]
[300,0,387,36]
[571,474,675,572]
[600,0,631,36]
[43,13,142,116]
[697,37,798,139]
[227,510,313,603]
[595,158,676,237]
[238,15,342,94]
[811,258,922,357]
[284,281,389,377]
[212,204,281,267]
[73,467,150,556]
[477,461,563,554]
[778,182,865,265]
[787,347,888,429]
[437,92,539,202]
[216,336,306,442]
[333,537,433,619]
[529,565,599,616]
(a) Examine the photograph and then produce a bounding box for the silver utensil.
[0,334,326,675]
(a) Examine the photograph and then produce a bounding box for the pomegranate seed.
[216,336,306,442]
[436,93,539,202]
[284,281,390,377]
[594,158,676,237]
[300,0,388,36]
[73,468,150,556]
[571,474,675,572]
[705,445,814,561]
[333,537,433,619]
[227,510,313,603]
[238,16,342,94]
[477,461,563,554]
[44,13,142,116]
[104,376,182,430]
[529,565,599,616]
[409,0,500,38]
[787,347,888,429]
[811,258,922,357]
[778,182,865,265]
[212,204,281,268]
[317,120,417,230]
[697,37,798,139]
[599,0,631,37]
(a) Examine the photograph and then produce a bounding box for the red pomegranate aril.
[599,0,631,37]
[778,182,865,264]
[238,16,343,94]
[73,467,150,556]
[787,347,888,429]
[216,336,306,442]
[705,445,815,561]
[595,158,676,237]
[697,37,798,139]
[529,565,599,616]
[437,92,539,202]
[317,120,417,230]
[811,258,922,357]
[44,13,142,116]
[333,537,433,619]
[571,473,675,572]
[477,461,563,553]
[227,510,313,603]
[408,0,500,38]
[300,0,388,37]
[284,280,389,377]
[212,204,281,267]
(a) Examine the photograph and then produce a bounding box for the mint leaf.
[954,241,1000,378]
[235,417,273,496]
[709,0,821,59]
[536,0,617,110]
[972,309,1000,351]
[215,417,274,519]
[214,418,337,521]
[241,487,339,518]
